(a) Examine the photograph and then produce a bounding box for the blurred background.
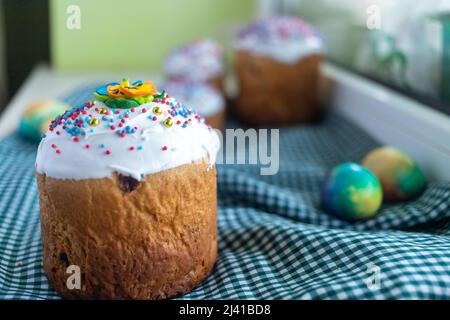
[1,0,450,115]
[2,1,450,302]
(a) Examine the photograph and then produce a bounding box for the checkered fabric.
[1,84,450,299]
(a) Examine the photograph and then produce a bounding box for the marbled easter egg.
[362,146,426,202]
[321,163,383,220]
[19,100,69,142]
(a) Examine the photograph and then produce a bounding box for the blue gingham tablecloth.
[1,85,450,299]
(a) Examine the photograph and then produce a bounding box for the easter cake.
[234,16,324,125]
[162,80,225,130]
[35,79,220,299]
[164,38,225,93]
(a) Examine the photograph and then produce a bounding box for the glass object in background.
[0,0,7,111]
[439,13,450,104]
[273,0,450,112]
[353,1,443,101]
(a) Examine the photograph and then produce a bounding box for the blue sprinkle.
[137,146,143,150]
[100,144,105,148]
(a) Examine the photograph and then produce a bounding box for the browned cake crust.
[234,51,323,126]
[36,160,217,299]
[205,109,226,132]
[206,75,225,94]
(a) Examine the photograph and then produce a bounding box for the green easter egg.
[321,163,383,220]
[19,100,68,142]
[362,146,426,202]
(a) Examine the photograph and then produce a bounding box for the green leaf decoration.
[93,92,109,102]
[105,98,139,109]
[153,90,166,100]
[132,95,154,105]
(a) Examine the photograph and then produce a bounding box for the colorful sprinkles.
[46,79,206,158]
[164,39,224,80]
[237,16,322,43]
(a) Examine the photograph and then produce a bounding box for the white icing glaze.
[162,80,224,117]
[164,38,224,81]
[36,94,220,181]
[234,16,324,64]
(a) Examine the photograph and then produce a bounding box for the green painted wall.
[50,0,256,71]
